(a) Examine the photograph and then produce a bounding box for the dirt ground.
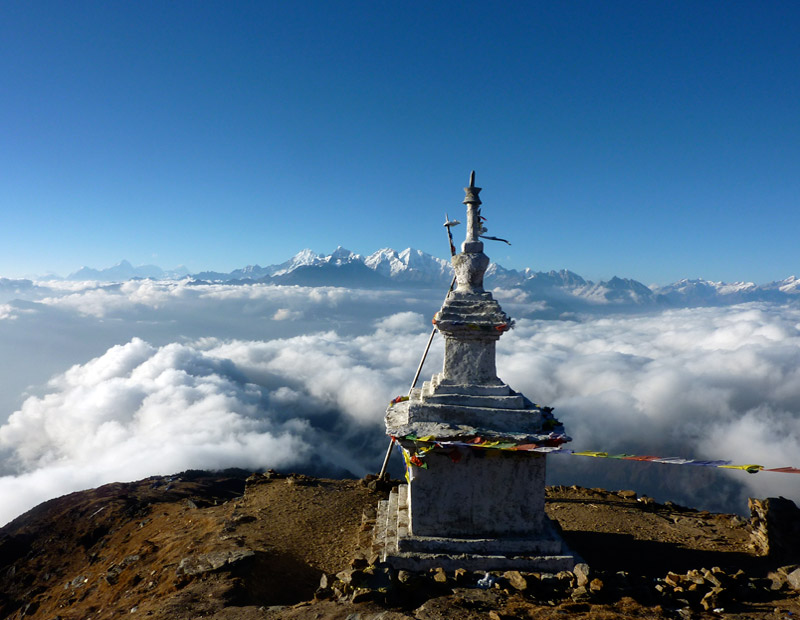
[0,471,797,620]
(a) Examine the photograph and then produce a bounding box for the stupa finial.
[463,171,482,207]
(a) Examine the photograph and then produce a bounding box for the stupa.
[373,172,577,571]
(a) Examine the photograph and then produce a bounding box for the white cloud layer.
[0,279,798,525]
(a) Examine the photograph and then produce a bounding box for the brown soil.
[0,473,797,620]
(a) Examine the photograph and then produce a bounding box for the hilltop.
[1,471,798,619]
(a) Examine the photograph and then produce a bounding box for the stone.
[665,572,683,587]
[589,577,604,593]
[748,497,800,560]
[431,567,447,584]
[617,490,637,500]
[787,567,800,591]
[175,549,255,576]
[702,568,722,587]
[453,568,469,584]
[503,570,528,591]
[572,562,590,587]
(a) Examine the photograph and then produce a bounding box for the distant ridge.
[32,249,800,309]
[65,260,190,281]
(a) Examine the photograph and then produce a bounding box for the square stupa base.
[403,448,549,538]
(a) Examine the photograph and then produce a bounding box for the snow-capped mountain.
[32,249,799,309]
[364,248,452,284]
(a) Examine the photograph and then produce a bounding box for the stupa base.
[371,485,578,572]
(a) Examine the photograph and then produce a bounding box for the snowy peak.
[364,248,452,282]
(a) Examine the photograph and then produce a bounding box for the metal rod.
[378,275,457,479]
[377,213,461,479]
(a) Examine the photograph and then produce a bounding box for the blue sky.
[1,1,798,284]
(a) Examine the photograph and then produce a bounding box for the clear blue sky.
[1,1,798,284]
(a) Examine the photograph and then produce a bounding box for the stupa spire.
[461,170,484,253]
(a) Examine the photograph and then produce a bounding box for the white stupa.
[373,172,577,571]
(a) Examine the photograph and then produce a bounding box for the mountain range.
[26,248,800,308]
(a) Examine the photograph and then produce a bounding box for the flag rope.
[394,434,800,481]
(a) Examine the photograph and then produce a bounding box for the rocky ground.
[0,470,798,620]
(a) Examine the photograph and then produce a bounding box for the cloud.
[0,310,436,526]
[498,304,800,511]
[0,279,798,524]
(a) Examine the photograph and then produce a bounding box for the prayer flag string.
[393,435,800,478]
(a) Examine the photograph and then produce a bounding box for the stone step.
[396,484,409,541]
[420,390,526,410]
[428,378,513,396]
[372,498,389,558]
[441,299,503,310]
[380,551,577,573]
[436,311,507,322]
[405,402,544,434]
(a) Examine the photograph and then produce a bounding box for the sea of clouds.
[0,279,798,525]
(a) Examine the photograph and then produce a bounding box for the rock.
[700,586,724,611]
[556,570,575,587]
[503,570,527,591]
[748,497,800,560]
[431,567,447,584]
[617,490,637,500]
[453,568,469,585]
[175,549,255,576]
[686,569,705,585]
[787,567,800,591]
[665,571,683,587]
[589,577,604,593]
[336,568,359,585]
[351,587,376,603]
[397,570,414,585]
[572,563,590,587]
[702,568,722,587]
[767,570,786,591]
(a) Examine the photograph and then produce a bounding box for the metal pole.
[378,215,460,479]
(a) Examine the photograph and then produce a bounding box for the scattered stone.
[665,571,683,587]
[589,577,604,593]
[572,562,590,587]
[638,496,656,511]
[503,570,527,591]
[618,490,638,500]
[351,587,376,603]
[453,568,469,585]
[397,570,414,585]
[787,567,800,591]
[431,567,447,584]
[175,549,255,576]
